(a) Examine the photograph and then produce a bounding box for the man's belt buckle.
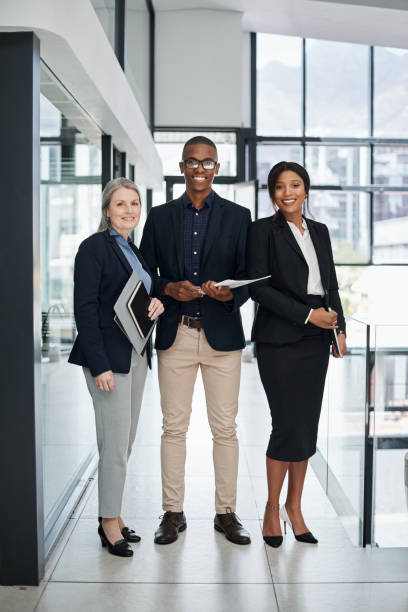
[183,315,201,328]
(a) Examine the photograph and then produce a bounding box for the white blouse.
[286,218,324,323]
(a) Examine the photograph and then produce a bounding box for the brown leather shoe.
[214,511,251,545]
[154,511,187,545]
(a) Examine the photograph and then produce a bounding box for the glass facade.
[374,47,408,138]
[40,63,101,541]
[256,33,408,267]
[154,131,237,177]
[257,143,303,185]
[91,0,152,125]
[256,34,303,136]
[125,0,151,123]
[90,0,115,49]
[305,39,370,137]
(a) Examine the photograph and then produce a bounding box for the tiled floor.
[1,360,408,612]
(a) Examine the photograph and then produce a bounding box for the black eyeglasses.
[183,158,218,170]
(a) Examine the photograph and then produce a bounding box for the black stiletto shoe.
[280,505,318,544]
[263,503,283,548]
[98,516,141,543]
[98,524,133,557]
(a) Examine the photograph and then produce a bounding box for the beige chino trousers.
[157,323,242,514]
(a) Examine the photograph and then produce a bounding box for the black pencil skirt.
[256,327,331,462]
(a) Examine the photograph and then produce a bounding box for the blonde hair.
[98,177,141,232]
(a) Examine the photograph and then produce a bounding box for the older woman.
[246,161,347,548]
[69,177,164,557]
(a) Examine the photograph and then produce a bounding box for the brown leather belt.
[181,315,203,329]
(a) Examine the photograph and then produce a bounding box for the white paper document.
[214,275,271,289]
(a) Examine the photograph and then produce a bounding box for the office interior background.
[1,1,408,610]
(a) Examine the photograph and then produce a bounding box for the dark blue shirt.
[182,190,214,318]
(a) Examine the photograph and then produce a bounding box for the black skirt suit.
[246,211,346,462]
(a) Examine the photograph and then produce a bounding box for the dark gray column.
[0,32,44,585]
[102,134,113,189]
[120,151,127,177]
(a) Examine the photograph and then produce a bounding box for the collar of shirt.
[182,190,214,210]
[109,227,132,243]
[287,217,308,236]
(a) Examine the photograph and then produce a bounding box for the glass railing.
[313,317,369,546]
[314,318,408,547]
[372,324,408,547]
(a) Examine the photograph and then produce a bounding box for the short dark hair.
[182,136,218,160]
[267,161,311,214]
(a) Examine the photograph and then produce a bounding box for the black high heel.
[98,516,141,543]
[280,505,318,544]
[263,502,283,548]
[98,523,133,557]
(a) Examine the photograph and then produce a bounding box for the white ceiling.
[152,0,408,49]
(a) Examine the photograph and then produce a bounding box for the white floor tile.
[37,583,279,612]
[275,582,408,612]
[265,518,408,583]
[0,584,46,612]
[50,518,271,584]
[82,475,258,519]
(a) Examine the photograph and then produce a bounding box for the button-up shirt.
[182,190,214,318]
[286,218,324,323]
[109,228,152,294]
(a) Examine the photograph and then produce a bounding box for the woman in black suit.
[246,161,347,548]
[69,177,164,557]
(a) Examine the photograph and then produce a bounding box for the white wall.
[0,0,162,188]
[155,9,249,128]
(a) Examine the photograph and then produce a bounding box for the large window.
[306,39,370,138]
[256,34,408,267]
[257,34,303,136]
[40,63,101,547]
[374,47,408,138]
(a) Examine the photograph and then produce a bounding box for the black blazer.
[139,192,252,351]
[68,229,153,377]
[246,210,345,345]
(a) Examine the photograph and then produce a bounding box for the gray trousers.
[83,349,148,518]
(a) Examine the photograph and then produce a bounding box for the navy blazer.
[246,210,345,345]
[140,192,252,351]
[68,229,153,377]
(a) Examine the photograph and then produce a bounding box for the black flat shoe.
[98,517,141,543]
[263,535,283,548]
[98,524,133,557]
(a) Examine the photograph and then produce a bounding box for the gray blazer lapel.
[170,198,185,278]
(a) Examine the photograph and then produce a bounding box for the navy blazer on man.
[140,192,252,351]
[68,229,153,377]
[246,210,345,346]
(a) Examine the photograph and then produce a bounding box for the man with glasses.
[140,136,252,545]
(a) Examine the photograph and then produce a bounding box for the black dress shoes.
[98,524,133,557]
[98,516,141,543]
[214,511,251,545]
[154,511,187,544]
